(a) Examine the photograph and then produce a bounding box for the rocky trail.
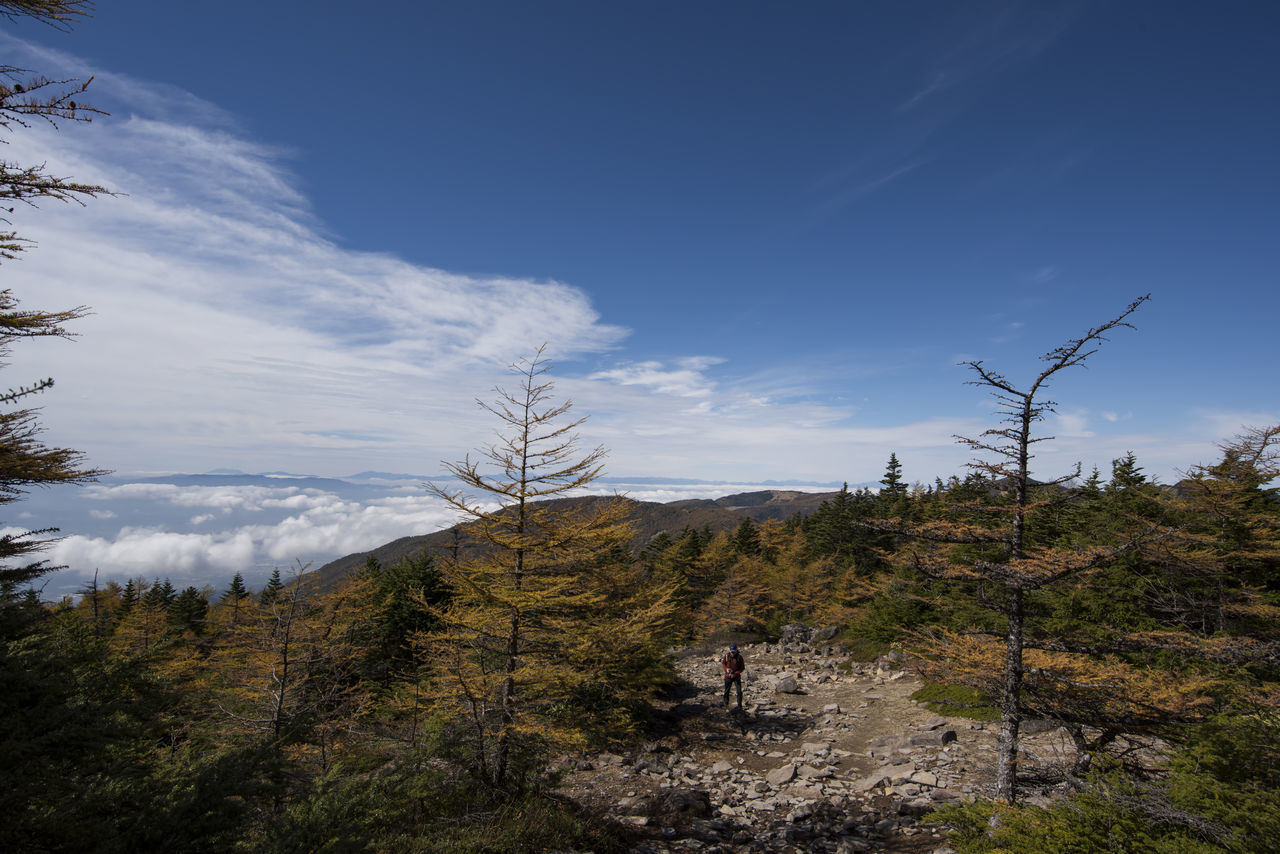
[558,625,1081,853]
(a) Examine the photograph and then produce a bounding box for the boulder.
[900,797,935,817]
[853,771,889,792]
[788,802,816,823]
[771,673,802,693]
[779,622,812,644]
[908,729,958,748]
[909,770,939,787]
[766,763,797,786]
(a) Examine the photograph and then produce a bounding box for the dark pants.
[723,674,742,707]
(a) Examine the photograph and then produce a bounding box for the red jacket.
[721,651,744,677]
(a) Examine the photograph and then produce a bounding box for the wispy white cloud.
[3,35,629,478]
[898,70,957,112]
[588,357,724,398]
[1054,409,1093,438]
[989,320,1026,344]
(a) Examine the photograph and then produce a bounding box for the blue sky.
[3,1,1276,497]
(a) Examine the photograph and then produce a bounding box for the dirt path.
[557,637,1033,852]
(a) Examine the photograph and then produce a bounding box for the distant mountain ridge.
[133,473,354,491]
[308,488,839,590]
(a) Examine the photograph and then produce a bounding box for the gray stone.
[788,802,816,823]
[710,760,733,774]
[853,772,889,793]
[908,729,958,748]
[766,763,796,786]
[779,622,812,643]
[909,770,939,787]
[881,762,917,783]
[772,673,801,693]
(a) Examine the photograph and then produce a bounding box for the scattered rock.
[766,763,797,786]
[909,729,958,747]
[557,636,1080,852]
[770,673,802,693]
[655,788,712,818]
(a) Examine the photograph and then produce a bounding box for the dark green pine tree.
[168,586,208,635]
[639,531,674,569]
[118,578,138,617]
[880,452,907,500]
[220,572,249,624]
[730,518,761,555]
[141,577,168,610]
[259,568,284,606]
[358,551,448,683]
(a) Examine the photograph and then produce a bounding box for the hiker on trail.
[721,643,745,708]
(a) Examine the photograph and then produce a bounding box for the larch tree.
[424,346,675,788]
[874,295,1154,804]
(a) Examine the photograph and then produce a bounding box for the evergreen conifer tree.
[219,571,250,625]
[259,568,284,606]
[880,452,907,499]
[0,0,107,619]
[169,586,208,635]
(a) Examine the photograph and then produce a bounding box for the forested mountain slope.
[308,488,836,590]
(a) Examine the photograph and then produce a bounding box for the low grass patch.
[839,634,888,664]
[910,681,999,722]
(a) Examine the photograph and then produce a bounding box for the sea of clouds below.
[9,473,844,599]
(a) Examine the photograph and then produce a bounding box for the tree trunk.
[994,585,1024,803]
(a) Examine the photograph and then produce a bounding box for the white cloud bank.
[47,489,463,588]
